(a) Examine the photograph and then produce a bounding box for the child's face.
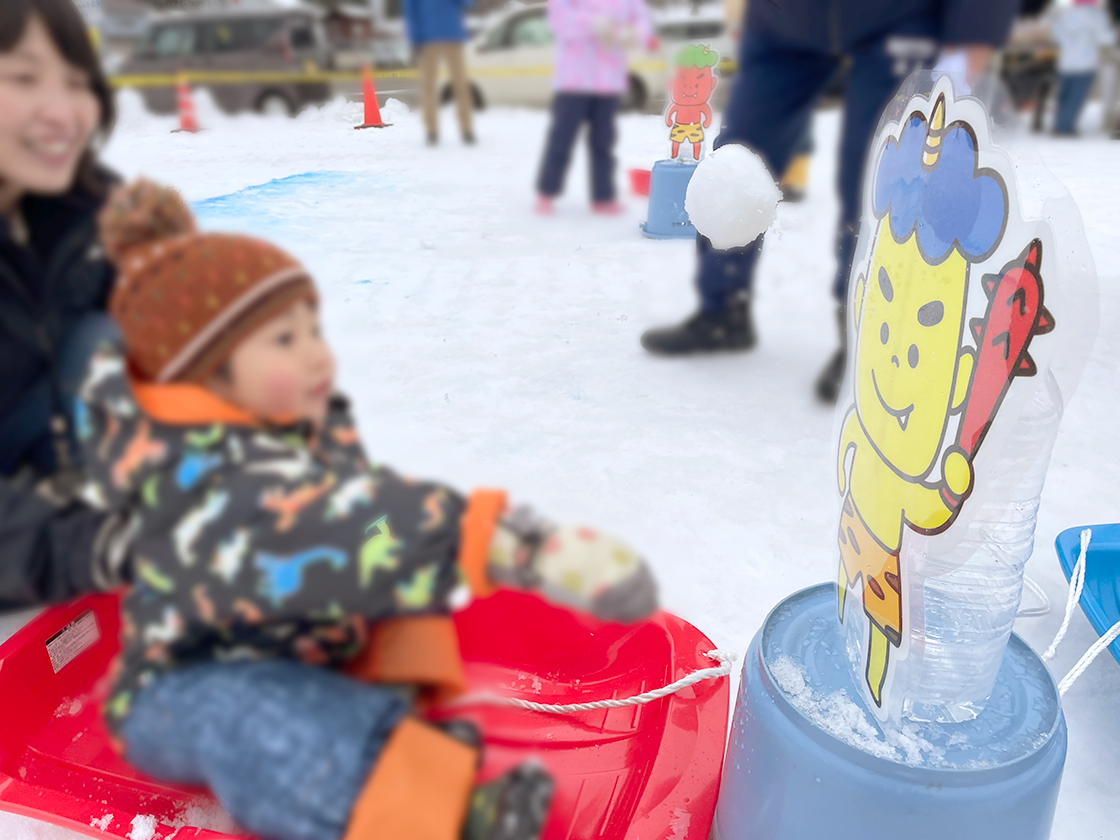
[209,299,336,429]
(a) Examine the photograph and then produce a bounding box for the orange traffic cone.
[172,72,201,134]
[355,64,391,129]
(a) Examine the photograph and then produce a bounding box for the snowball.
[685,144,780,249]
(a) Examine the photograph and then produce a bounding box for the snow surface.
[1,89,1117,838]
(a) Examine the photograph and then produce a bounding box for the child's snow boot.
[462,762,555,840]
[591,200,624,215]
[640,293,756,355]
[487,507,659,624]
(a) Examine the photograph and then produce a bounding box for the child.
[1048,0,1116,135]
[535,0,654,215]
[79,181,659,840]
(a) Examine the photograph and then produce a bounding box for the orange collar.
[131,381,261,427]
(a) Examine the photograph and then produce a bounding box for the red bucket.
[629,168,652,197]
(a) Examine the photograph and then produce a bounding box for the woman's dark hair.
[0,0,116,197]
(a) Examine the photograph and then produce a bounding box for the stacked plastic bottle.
[843,372,1064,722]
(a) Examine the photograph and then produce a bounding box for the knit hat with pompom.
[101,179,317,383]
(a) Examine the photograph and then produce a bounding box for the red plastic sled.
[0,590,728,839]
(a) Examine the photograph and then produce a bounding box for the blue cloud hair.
[873,113,1007,264]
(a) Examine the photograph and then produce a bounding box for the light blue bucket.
[713,584,1067,840]
[640,160,697,239]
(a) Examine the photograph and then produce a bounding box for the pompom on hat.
[101,179,317,383]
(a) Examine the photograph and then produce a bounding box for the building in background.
[102,0,152,70]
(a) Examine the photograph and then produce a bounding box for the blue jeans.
[695,28,936,312]
[121,660,408,840]
[0,313,120,476]
[537,93,620,203]
[1054,72,1095,135]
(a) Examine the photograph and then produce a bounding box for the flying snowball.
[685,145,780,250]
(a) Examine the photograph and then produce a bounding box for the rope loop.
[445,650,737,715]
[1036,528,1120,697]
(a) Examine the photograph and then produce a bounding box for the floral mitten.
[487,506,659,623]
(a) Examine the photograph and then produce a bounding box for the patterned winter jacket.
[77,345,467,735]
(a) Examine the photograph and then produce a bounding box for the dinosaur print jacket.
[76,345,466,735]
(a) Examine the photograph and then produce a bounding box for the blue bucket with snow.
[713,584,1067,840]
[640,160,697,239]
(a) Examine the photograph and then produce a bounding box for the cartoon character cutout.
[665,45,718,163]
[837,86,1055,709]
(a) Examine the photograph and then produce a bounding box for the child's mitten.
[487,507,658,623]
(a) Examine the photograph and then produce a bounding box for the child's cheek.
[260,370,303,418]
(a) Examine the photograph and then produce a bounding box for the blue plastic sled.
[1055,524,1120,666]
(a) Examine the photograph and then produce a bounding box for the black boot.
[640,294,756,356]
[815,305,847,403]
[462,762,554,840]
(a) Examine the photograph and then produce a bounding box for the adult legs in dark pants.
[537,93,620,209]
[640,28,934,402]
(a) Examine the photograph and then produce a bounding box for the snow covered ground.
[1,90,1117,838]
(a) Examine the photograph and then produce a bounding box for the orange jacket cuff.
[343,616,468,705]
[458,489,508,598]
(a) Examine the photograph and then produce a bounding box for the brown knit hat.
[100,179,317,383]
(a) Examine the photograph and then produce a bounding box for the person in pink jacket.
[535,0,654,214]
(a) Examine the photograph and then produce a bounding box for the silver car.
[118,7,333,116]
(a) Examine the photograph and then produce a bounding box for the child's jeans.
[1054,71,1096,135]
[537,93,620,203]
[120,659,408,840]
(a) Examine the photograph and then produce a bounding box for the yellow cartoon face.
[854,228,970,478]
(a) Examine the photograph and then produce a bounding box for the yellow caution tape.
[110,58,737,89]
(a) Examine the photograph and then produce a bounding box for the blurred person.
[723,0,813,200]
[0,0,132,614]
[640,0,1019,404]
[84,179,659,840]
[535,0,655,215]
[1048,0,1116,135]
[403,0,476,145]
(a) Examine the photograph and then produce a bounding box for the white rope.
[1035,527,1120,696]
[1057,618,1120,697]
[1018,575,1052,618]
[1041,528,1091,662]
[444,650,737,715]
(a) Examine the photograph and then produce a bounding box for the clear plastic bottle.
[899,371,1064,723]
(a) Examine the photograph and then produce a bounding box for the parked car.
[118,7,333,116]
[455,5,735,112]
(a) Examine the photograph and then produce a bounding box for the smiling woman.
[0,0,131,613]
[0,0,115,206]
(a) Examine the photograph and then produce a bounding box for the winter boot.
[779,152,810,202]
[435,719,484,757]
[462,762,555,840]
[815,305,847,403]
[639,293,756,356]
